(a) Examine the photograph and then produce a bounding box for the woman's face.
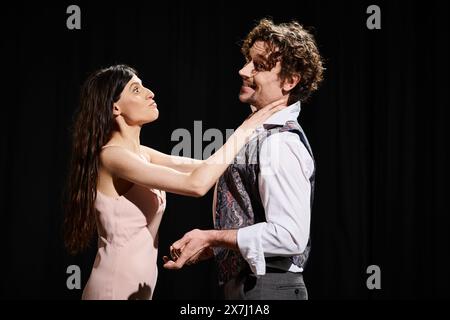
[113,75,159,125]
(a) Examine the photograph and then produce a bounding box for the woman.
[64,65,286,300]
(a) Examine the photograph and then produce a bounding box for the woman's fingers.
[244,98,288,128]
[268,104,289,114]
[261,97,289,111]
[252,98,287,119]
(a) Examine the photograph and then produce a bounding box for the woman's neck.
[109,120,142,153]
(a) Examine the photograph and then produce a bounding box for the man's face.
[238,41,284,109]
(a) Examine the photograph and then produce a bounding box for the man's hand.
[163,247,214,268]
[163,229,214,269]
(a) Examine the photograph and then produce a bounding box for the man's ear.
[112,103,121,116]
[282,74,301,92]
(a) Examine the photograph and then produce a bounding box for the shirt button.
[295,289,300,294]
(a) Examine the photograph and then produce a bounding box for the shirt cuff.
[237,224,266,275]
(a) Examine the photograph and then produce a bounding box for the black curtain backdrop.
[1,0,449,299]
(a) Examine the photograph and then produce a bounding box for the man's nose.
[147,89,154,99]
[239,61,253,78]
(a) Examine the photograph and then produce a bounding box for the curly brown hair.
[241,18,324,104]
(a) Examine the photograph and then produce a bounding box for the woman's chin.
[145,112,159,124]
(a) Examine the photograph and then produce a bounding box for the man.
[164,18,324,300]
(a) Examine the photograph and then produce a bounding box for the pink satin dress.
[82,146,166,300]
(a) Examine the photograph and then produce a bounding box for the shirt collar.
[251,101,301,128]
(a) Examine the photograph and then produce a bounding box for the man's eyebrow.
[253,53,267,61]
[249,47,266,58]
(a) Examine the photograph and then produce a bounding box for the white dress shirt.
[235,101,314,275]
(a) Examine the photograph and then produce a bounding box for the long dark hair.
[64,65,137,255]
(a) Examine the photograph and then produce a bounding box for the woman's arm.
[101,147,204,197]
[140,146,204,173]
[102,99,287,197]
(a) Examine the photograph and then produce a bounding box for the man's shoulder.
[258,130,303,162]
[262,128,302,146]
[259,127,313,169]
